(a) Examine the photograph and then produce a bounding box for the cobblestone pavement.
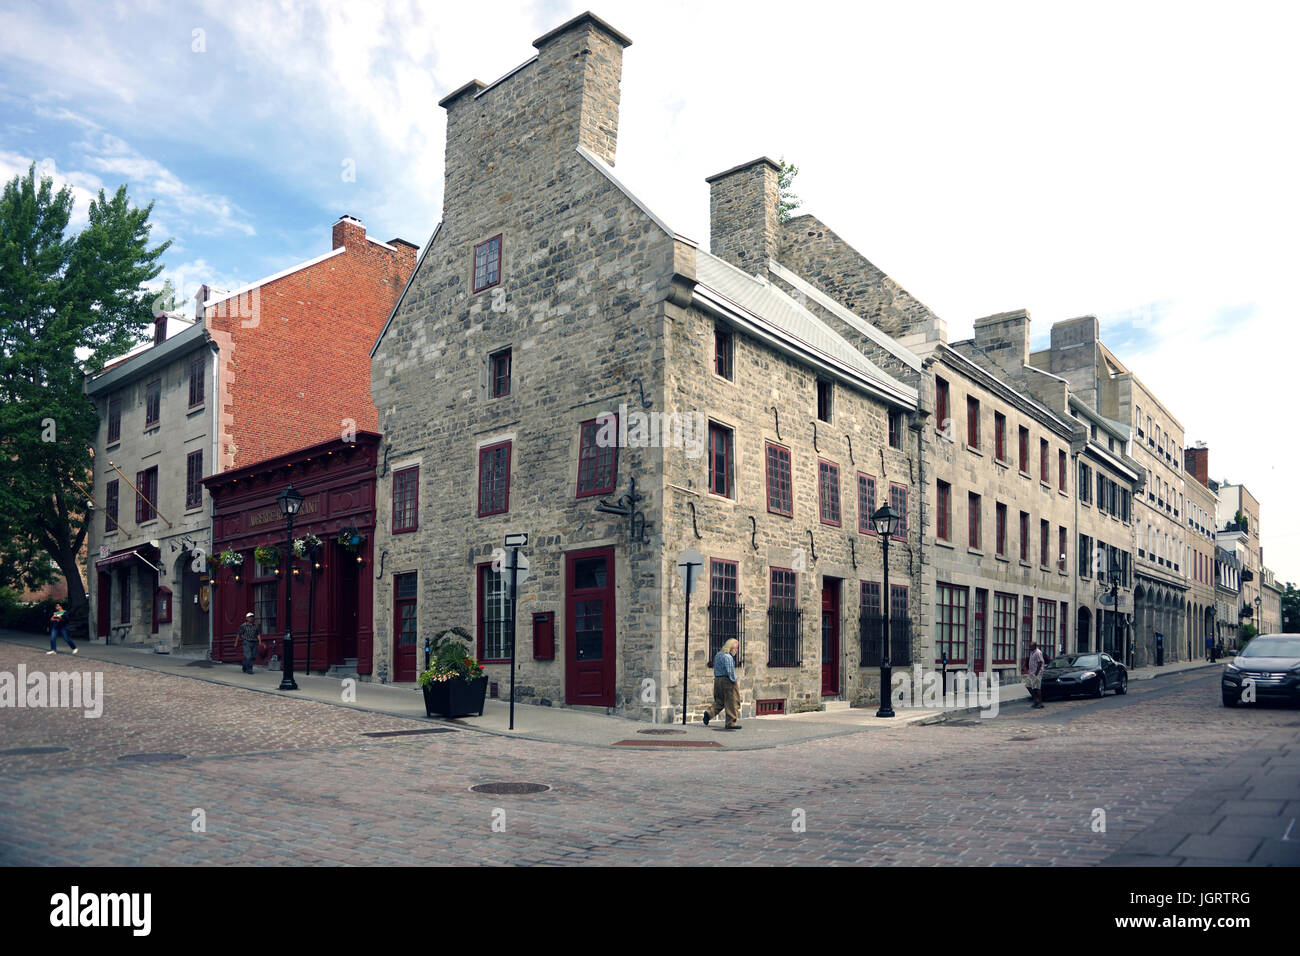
[2,642,1296,865]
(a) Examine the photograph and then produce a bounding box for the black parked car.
[1221,634,1300,707]
[1041,652,1128,700]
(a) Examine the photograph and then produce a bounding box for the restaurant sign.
[247,496,320,529]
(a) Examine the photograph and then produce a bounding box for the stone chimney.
[438,12,632,219]
[706,157,781,272]
[972,309,1030,379]
[1185,443,1210,488]
[333,215,366,250]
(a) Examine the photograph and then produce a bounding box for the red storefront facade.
[204,433,379,674]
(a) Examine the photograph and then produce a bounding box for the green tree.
[1282,581,1299,633]
[0,163,170,635]
[777,157,801,223]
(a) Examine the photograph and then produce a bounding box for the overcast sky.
[2,0,1296,586]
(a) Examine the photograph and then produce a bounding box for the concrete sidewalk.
[0,629,1227,750]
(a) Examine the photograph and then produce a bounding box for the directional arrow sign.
[504,532,529,548]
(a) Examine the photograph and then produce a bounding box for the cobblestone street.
[2,641,1297,866]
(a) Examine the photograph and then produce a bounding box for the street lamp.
[870,502,902,718]
[277,483,303,691]
[1255,595,1262,634]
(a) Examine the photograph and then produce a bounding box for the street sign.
[493,549,529,586]
[504,532,529,548]
[676,548,704,597]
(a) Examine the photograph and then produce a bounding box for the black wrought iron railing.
[767,605,802,667]
[858,613,913,667]
[707,600,745,667]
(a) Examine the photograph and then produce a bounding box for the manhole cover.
[1,746,69,756]
[363,728,456,738]
[637,729,688,735]
[469,782,551,795]
[613,739,724,748]
[117,753,188,763]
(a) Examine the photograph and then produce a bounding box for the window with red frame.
[967,396,980,448]
[935,582,968,664]
[489,348,511,398]
[185,451,203,511]
[392,466,419,532]
[993,592,1017,664]
[473,235,502,292]
[890,484,908,540]
[1037,599,1056,654]
[1058,526,1067,572]
[818,460,841,527]
[1040,519,1050,567]
[995,502,1007,556]
[1040,438,1049,482]
[1058,449,1067,492]
[890,584,908,625]
[1018,426,1029,473]
[107,396,121,444]
[973,589,987,667]
[858,474,876,534]
[768,568,799,667]
[766,443,792,516]
[708,423,733,498]
[477,563,512,662]
[145,379,161,429]
[477,442,511,516]
[715,327,734,380]
[188,354,204,408]
[994,412,1006,461]
[861,580,881,616]
[968,492,981,549]
[1019,511,1029,561]
[936,480,951,541]
[1021,596,1034,664]
[708,559,740,665]
[936,377,950,434]
[577,417,618,497]
[135,467,157,523]
[394,572,418,665]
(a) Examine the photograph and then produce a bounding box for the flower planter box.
[421,676,488,718]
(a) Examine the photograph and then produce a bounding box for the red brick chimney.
[154,314,167,346]
[333,215,366,250]
[1185,444,1209,487]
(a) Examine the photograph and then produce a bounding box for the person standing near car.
[1026,640,1045,709]
[238,612,260,674]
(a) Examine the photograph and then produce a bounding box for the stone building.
[1260,567,1281,635]
[1214,543,1242,649]
[1030,317,1188,665]
[1183,443,1219,657]
[84,314,216,650]
[84,216,415,660]
[1214,481,1261,639]
[369,13,926,720]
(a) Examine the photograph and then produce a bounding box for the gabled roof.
[202,246,347,309]
[86,319,212,396]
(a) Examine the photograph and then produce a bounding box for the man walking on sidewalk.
[238,612,260,674]
[702,638,741,729]
[1026,639,1045,709]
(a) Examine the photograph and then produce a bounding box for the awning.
[96,547,162,572]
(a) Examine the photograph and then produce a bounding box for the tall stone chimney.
[706,157,781,272]
[972,309,1030,379]
[333,215,366,250]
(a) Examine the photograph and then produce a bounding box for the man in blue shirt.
[702,638,741,729]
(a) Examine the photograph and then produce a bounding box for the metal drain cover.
[1,746,69,756]
[614,739,723,748]
[637,729,687,735]
[117,753,188,763]
[470,782,551,795]
[363,728,456,738]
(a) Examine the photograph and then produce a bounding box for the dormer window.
[473,235,502,293]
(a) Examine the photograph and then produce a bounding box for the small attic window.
[473,235,502,293]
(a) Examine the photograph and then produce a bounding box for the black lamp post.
[1255,595,1262,634]
[870,502,902,718]
[277,483,303,691]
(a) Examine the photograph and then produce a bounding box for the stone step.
[821,699,852,712]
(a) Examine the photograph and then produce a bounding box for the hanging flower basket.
[218,550,244,567]
[254,544,281,567]
[336,528,365,552]
[292,533,323,558]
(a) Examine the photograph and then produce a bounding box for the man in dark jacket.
[238,612,260,674]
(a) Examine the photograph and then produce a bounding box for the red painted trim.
[857,472,877,536]
[889,483,908,543]
[472,234,503,293]
[576,416,618,498]
[966,395,979,449]
[392,465,419,533]
[818,458,842,528]
[765,442,793,517]
[477,440,512,516]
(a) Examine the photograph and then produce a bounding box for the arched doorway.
[1077,606,1092,653]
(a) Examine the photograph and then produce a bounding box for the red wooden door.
[96,572,111,638]
[393,573,418,682]
[821,579,840,695]
[565,548,615,707]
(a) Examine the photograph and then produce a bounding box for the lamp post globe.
[870,503,901,718]
[277,483,303,691]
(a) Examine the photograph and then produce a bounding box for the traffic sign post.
[676,549,704,726]
[500,540,530,731]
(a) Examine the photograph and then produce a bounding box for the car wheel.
[1222,691,1238,708]
[1116,673,1127,695]
[1093,675,1106,698]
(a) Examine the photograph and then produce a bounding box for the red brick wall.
[206,223,416,470]
[1185,446,1209,488]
